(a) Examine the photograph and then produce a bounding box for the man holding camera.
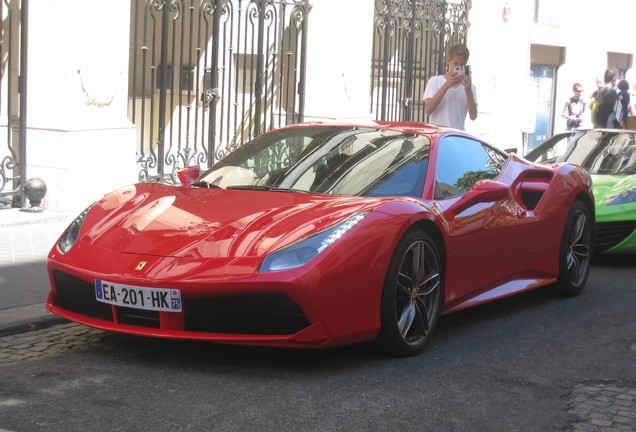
[423,43,478,131]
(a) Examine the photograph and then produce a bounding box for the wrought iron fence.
[128,0,309,184]
[0,0,28,208]
[371,0,471,122]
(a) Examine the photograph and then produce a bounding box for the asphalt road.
[0,255,635,432]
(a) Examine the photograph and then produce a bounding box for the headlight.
[604,186,636,205]
[259,212,368,273]
[58,203,95,253]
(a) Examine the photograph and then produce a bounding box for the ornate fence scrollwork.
[129,0,310,184]
[371,0,471,123]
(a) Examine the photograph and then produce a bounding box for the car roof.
[276,119,459,136]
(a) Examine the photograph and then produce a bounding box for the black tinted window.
[201,126,431,197]
[526,131,636,175]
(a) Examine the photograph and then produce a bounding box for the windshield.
[526,131,636,175]
[199,126,430,197]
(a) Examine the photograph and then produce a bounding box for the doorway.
[527,64,557,151]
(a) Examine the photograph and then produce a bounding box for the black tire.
[556,200,592,296]
[377,229,443,357]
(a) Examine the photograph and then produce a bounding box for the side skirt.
[440,277,558,315]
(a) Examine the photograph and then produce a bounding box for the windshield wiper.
[192,180,221,189]
[226,185,311,194]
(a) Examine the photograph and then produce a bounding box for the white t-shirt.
[423,75,477,131]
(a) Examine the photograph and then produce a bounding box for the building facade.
[466,0,635,153]
[1,0,634,215]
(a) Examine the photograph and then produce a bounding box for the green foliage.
[455,170,496,192]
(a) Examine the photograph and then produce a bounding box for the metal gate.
[371,0,471,122]
[129,0,310,183]
[0,0,29,208]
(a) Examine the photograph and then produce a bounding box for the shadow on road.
[85,284,564,372]
[592,253,635,268]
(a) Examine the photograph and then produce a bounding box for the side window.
[435,136,504,199]
[529,135,574,164]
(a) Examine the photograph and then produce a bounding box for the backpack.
[614,97,625,128]
[592,87,618,128]
[615,92,631,129]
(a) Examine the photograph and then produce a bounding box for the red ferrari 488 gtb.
[46,121,594,356]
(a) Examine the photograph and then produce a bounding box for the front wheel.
[377,230,443,357]
[556,201,592,296]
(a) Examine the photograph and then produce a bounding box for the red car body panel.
[431,154,592,312]
[46,121,594,349]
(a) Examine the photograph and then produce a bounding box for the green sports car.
[525,129,636,254]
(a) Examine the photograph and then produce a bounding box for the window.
[201,126,431,197]
[434,136,505,199]
[528,64,557,151]
[527,45,565,152]
[608,52,633,80]
[526,131,636,175]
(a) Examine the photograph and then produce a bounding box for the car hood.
[591,174,636,203]
[79,183,383,259]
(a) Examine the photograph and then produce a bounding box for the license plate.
[95,280,182,312]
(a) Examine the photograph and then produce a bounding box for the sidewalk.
[0,207,70,336]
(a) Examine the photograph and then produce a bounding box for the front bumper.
[45,235,389,348]
[47,268,333,347]
[595,202,636,253]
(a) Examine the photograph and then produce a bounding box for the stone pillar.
[303,0,375,121]
[26,0,137,216]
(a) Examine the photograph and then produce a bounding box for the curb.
[0,208,67,228]
[0,303,68,337]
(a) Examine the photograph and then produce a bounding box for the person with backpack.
[591,67,618,128]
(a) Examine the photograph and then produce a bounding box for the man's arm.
[424,80,450,116]
[466,85,477,121]
[562,101,571,119]
[459,74,477,120]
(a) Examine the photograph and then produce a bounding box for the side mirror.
[176,166,201,186]
[444,180,509,221]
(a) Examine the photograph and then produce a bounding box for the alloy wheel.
[565,208,592,288]
[394,240,442,347]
